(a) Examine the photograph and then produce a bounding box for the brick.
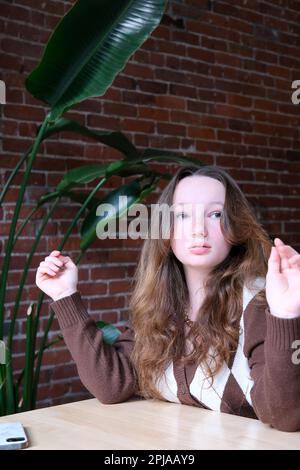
[79,282,107,296]
[187,46,215,63]
[217,130,242,143]
[154,39,186,57]
[123,63,154,80]
[91,295,125,310]
[103,102,137,117]
[139,107,169,121]
[41,348,73,367]
[243,134,269,146]
[123,119,155,134]
[170,111,201,126]
[108,250,140,264]
[242,157,267,170]
[2,120,19,136]
[169,84,197,99]
[108,280,132,295]
[156,96,186,110]
[172,30,199,46]
[202,36,227,52]
[138,80,168,95]
[87,114,120,130]
[37,381,71,401]
[122,90,156,106]
[157,122,186,137]
[255,50,278,65]
[188,127,215,140]
[285,222,300,233]
[6,89,24,105]
[5,104,45,122]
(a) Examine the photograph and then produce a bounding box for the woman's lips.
[189,246,211,255]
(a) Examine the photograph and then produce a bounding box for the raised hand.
[266,238,300,318]
[36,250,78,301]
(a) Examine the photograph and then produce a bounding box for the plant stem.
[12,190,63,244]
[0,364,6,415]
[13,206,40,244]
[0,146,33,207]
[22,304,35,411]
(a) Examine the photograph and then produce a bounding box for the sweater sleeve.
[243,294,300,432]
[49,291,139,404]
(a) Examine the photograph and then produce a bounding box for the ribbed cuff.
[266,307,300,350]
[49,291,89,329]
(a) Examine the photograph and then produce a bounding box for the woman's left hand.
[266,238,300,319]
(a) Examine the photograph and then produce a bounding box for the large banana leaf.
[25,0,167,120]
[42,118,139,158]
[80,176,157,251]
[57,161,126,192]
[56,153,201,192]
[56,160,147,192]
[140,149,205,167]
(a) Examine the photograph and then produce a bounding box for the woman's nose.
[191,218,207,238]
[192,229,207,238]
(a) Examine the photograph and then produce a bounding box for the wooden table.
[0,398,299,450]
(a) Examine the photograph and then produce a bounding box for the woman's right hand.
[36,250,78,301]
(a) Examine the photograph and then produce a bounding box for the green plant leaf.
[140,149,205,167]
[57,162,122,192]
[56,150,201,193]
[42,118,139,158]
[95,321,121,345]
[56,159,148,192]
[80,176,157,251]
[25,0,167,120]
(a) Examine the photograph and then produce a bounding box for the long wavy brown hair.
[129,165,272,400]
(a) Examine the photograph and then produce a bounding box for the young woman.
[36,165,300,432]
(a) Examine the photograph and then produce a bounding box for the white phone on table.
[0,422,28,450]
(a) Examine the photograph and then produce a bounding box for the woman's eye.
[176,212,189,219]
[210,211,222,219]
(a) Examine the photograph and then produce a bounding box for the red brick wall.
[1,0,300,408]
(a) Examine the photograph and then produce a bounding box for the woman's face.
[170,175,232,270]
